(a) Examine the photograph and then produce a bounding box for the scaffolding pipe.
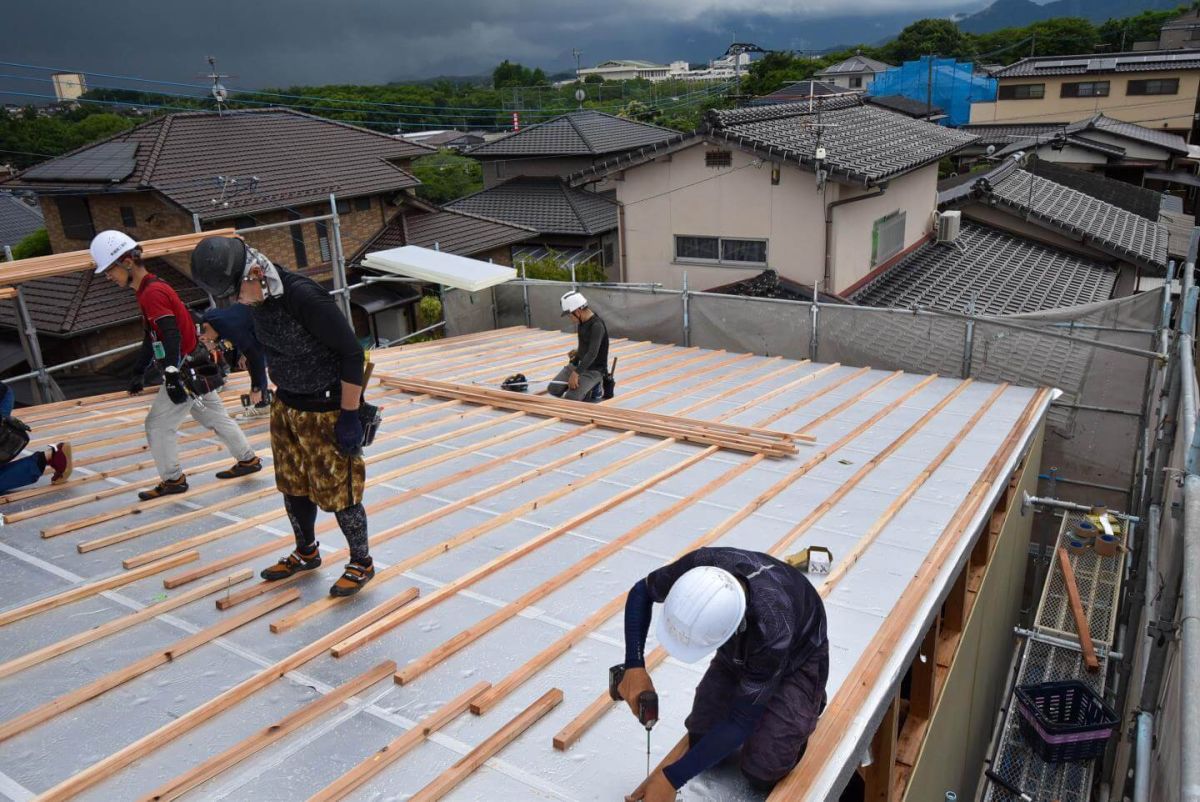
[521,262,531,328]
[1135,710,1153,802]
[328,193,353,321]
[682,271,690,348]
[1181,474,1200,802]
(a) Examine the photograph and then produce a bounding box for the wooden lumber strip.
[1057,547,1101,672]
[0,551,198,627]
[379,375,805,456]
[767,389,1049,798]
[308,681,492,802]
[0,589,299,743]
[0,229,236,285]
[408,688,563,802]
[140,660,397,802]
[35,586,420,801]
[0,570,252,681]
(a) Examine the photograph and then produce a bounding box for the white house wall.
[616,143,939,294]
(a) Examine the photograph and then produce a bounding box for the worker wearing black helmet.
[190,236,374,598]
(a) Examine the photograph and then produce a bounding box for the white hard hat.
[90,230,138,274]
[655,566,747,663]
[560,290,588,316]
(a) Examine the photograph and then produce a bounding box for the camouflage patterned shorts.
[270,401,365,512]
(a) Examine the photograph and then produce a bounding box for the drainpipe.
[1182,474,1200,802]
[616,198,628,284]
[824,183,886,293]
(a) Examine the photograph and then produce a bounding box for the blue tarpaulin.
[868,56,997,127]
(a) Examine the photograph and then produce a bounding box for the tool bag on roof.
[0,415,31,463]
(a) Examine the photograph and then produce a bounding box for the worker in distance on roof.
[618,546,829,800]
[89,230,262,501]
[189,236,375,598]
[550,290,609,402]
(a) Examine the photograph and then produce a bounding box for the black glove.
[334,408,364,456]
[163,367,189,405]
[127,377,144,396]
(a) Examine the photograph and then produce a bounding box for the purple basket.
[1015,680,1117,763]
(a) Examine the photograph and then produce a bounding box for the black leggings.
[283,494,370,563]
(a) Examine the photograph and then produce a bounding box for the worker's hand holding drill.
[617,667,656,720]
[625,770,676,802]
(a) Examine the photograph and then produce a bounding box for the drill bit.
[646,729,651,777]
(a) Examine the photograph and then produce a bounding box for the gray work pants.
[548,364,603,401]
[145,386,255,481]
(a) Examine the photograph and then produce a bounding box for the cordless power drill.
[609,663,660,777]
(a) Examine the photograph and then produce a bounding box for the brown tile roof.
[4,109,431,222]
[447,177,617,236]
[466,110,680,158]
[0,258,206,337]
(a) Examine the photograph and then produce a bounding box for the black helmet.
[190,237,247,299]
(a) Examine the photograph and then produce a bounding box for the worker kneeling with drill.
[618,546,828,800]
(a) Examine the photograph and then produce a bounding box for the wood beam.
[863,694,898,802]
[1057,546,1101,673]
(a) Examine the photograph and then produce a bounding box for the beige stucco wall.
[616,142,939,293]
[969,70,1200,130]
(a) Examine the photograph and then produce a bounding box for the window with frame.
[871,210,906,266]
[119,205,137,228]
[287,210,308,268]
[674,235,767,266]
[849,76,863,89]
[1127,78,1179,96]
[316,220,331,263]
[335,199,351,215]
[1061,81,1109,98]
[998,83,1045,100]
[354,196,372,212]
[705,149,733,168]
[55,196,95,241]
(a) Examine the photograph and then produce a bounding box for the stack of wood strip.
[378,375,805,457]
[0,229,236,285]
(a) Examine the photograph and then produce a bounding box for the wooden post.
[1057,547,1101,672]
[942,568,969,633]
[863,694,899,802]
[909,615,941,720]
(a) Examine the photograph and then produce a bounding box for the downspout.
[824,182,886,293]
[617,198,627,284]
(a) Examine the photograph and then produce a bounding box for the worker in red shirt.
[89,231,261,500]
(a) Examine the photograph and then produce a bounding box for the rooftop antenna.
[201,56,232,115]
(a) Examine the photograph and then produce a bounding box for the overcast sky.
[3,0,977,94]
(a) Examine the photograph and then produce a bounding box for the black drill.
[609,664,659,776]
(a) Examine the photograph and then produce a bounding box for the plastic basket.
[1014,680,1118,763]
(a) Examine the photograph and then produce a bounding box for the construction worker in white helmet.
[550,291,609,401]
[618,547,829,800]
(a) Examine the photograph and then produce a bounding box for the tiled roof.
[4,109,429,221]
[993,133,1126,159]
[353,206,534,262]
[1086,114,1189,154]
[750,81,851,106]
[1030,160,1162,222]
[993,49,1200,77]
[960,123,1071,146]
[707,269,849,303]
[941,157,1168,268]
[0,258,205,336]
[706,97,978,185]
[465,110,680,157]
[964,115,1187,155]
[815,55,894,75]
[852,221,1116,314]
[0,193,43,249]
[864,94,944,118]
[447,178,617,236]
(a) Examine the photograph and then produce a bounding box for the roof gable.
[466,111,679,158]
[815,55,894,76]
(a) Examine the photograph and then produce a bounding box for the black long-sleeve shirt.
[251,267,363,411]
[203,305,269,392]
[573,312,609,374]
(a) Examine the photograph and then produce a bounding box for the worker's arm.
[663,698,768,789]
[243,343,269,393]
[623,579,654,668]
[574,319,604,374]
[292,284,365,389]
[153,315,183,366]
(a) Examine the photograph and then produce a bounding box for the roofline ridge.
[140,113,175,188]
[563,113,596,154]
[432,204,539,233]
[555,179,593,233]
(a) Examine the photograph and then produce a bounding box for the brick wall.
[42,191,195,272]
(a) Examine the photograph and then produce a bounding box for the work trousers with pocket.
[547,364,603,402]
[684,641,829,786]
[0,453,44,494]
[145,386,255,482]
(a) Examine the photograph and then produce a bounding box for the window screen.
[676,236,720,261]
[56,196,95,241]
[316,220,331,263]
[721,239,767,264]
[705,150,733,168]
[1127,78,1179,96]
[872,211,906,266]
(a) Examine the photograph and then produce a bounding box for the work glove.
[163,367,189,405]
[334,408,364,456]
[127,377,144,396]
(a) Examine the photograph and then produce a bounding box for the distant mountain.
[959,0,1182,34]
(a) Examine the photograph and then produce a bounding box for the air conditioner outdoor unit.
[936,210,961,244]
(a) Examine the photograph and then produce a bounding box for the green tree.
[741,51,823,97]
[493,60,535,89]
[1098,8,1183,51]
[1027,18,1099,56]
[583,73,604,84]
[410,149,483,204]
[7,228,50,261]
[880,19,968,62]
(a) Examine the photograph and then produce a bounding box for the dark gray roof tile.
[446,178,616,236]
[466,110,679,157]
[0,194,43,249]
[852,221,1116,314]
[993,49,1200,77]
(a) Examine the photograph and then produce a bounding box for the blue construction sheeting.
[868,56,997,127]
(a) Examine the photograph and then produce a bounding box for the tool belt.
[180,343,227,396]
[0,416,31,463]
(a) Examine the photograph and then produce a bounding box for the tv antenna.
[200,56,234,114]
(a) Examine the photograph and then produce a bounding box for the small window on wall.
[998,83,1045,100]
[675,236,720,261]
[1061,81,1109,98]
[335,199,351,215]
[316,220,331,262]
[871,210,906,266]
[705,150,733,168]
[119,205,137,228]
[1127,78,1179,96]
[602,242,615,267]
[721,238,767,264]
[674,235,767,266]
[354,196,372,212]
[849,76,863,89]
[287,210,308,268]
[55,196,95,241]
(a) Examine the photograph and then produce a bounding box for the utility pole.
[573,48,583,81]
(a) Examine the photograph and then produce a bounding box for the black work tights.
[283,494,370,564]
